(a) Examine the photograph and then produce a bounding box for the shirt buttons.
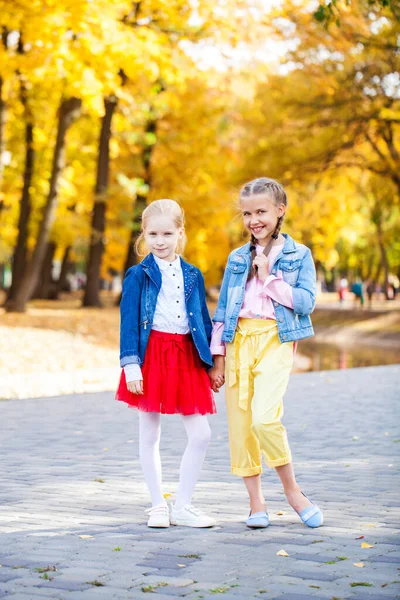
[189,312,193,316]
[193,328,196,332]
[274,301,278,307]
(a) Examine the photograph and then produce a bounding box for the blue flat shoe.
[246,511,269,529]
[297,493,323,528]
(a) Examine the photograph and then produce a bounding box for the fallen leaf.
[355,535,365,540]
[353,562,364,568]
[79,535,93,539]
[163,493,172,498]
[177,564,185,567]
[361,542,374,548]
[276,549,289,557]
[366,523,376,527]
[103,448,108,451]
[276,511,284,516]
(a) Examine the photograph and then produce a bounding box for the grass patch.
[112,546,122,551]
[87,580,104,587]
[142,583,167,593]
[309,585,320,589]
[209,586,230,594]
[178,553,201,559]
[94,478,104,483]
[337,556,349,561]
[39,572,53,581]
[350,582,373,587]
[34,565,57,573]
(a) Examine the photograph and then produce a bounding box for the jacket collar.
[141,253,196,299]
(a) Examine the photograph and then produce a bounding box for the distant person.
[352,279,364,309]
[209,177,323,529]
[338,277,348,305]
[366,280,375,308]
[116,199,216,529]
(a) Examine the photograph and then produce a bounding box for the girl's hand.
[253,254,270,282]
[209,368,225,393]
[127,380,143,395]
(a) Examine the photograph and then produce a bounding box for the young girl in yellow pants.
[209,177,323,528]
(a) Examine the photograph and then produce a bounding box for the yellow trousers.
[225,319,294,476]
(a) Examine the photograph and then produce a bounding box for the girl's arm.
[212,261,230,324]
[119,267,142,368]
[197,270,212,344]
[261,275,294,309]
[291,249,317,316]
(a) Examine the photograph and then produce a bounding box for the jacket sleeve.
[119,266,142,367]
[197,270,212,344]
[292,248,317,316]
[212,259,230,324]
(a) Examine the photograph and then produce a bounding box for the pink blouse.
[211,243,294,356]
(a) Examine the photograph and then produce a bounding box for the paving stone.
[0,365,399,599]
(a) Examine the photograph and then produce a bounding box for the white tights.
[138,412,211,509]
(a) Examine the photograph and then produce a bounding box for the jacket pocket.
[279,259,302,285]
[228,260,247,274]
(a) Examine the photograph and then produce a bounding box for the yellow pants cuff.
[231,465,263,477]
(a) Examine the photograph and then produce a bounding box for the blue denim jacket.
[120,253,213,368]
[213,233,316,343]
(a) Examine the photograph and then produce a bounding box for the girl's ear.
[277,203,286,218]
[178,227,184,238]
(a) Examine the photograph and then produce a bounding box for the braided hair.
[240,177,287,280]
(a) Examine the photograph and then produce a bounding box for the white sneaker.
[145,504,170,528]
[170,504,215,528]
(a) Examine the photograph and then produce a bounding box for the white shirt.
[124,254,189,382]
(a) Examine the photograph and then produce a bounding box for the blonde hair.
[135,199,186,256]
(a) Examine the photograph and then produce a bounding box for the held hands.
[253,254,269,282]
[127,380,144,395]
[209,355,225,393]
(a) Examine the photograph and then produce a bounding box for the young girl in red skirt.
[116,199,216,528]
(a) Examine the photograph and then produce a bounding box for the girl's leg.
[243,475,266,514]
[275,462,312,513]
[175,414,211,509]
[138,411,166,507]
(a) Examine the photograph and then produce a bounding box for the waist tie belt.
[229,319,278,411]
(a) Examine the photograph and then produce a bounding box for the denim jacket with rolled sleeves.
[213,233,316,344]
[119,253,214,369]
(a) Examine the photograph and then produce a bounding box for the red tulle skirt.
[116,330,216,415]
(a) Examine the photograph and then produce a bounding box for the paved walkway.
[0,365,399,600]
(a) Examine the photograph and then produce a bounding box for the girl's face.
[144,214,183,262]
[240,194,285,246]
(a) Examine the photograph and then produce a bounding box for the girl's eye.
[257,210,266,214]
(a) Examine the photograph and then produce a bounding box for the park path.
[0,365,399,600]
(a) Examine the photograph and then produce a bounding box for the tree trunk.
[0,76,6,214]
[376,222,390,299]
[53,245,71,299]
[83,96,118,307]
[7,97,81,312]
[4,78,35,308]
[0,29,9,217]
[32,241,56,299]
